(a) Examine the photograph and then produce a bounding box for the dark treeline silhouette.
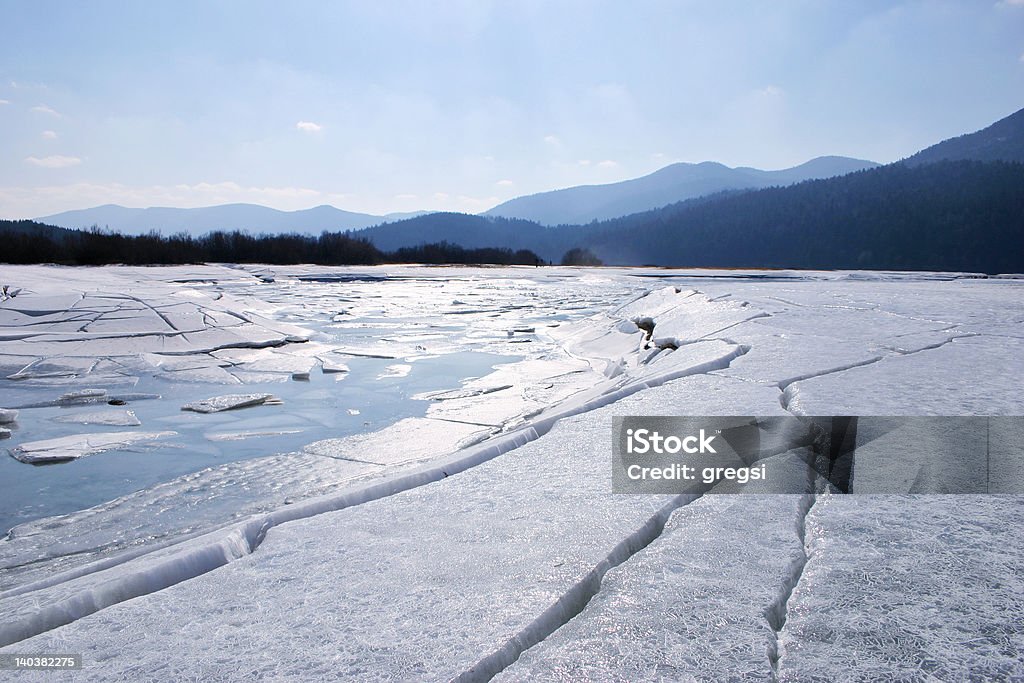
[560,247,603,266]
[576,160,1024,272]
[390,241,542,265]
[0,223,541,267]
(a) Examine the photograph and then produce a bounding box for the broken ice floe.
[53,410,142,427]
[181,393,278,413]
[9,431,176,464]
[377,364,412,379]
[204,429,305,442]
[0,408,17,423]
[317,355,350,373]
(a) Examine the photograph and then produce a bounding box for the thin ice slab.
[181,393,277,413]
[53,410,142,427]
[9,431,176,464]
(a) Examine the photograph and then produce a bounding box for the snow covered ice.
[1,265,1022,680]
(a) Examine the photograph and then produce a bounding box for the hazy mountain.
[903,106,1024,166]
[482,155,879,226]
[36,203,429,236]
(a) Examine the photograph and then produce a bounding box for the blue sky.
[1,0,1022,218]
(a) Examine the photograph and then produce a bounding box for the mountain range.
[482,155,879,225]
[37,204,427,237]
[36,157,879,236]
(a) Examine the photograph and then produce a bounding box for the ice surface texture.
[0,267,1022,682]
[779,495,1024,682]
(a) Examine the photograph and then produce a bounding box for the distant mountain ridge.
[482,155,880,225]
[37,203,428,236]
[904,106,1024,166]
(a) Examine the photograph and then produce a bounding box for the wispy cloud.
[543,134,560,145]
[597,160,619,169]
[30,104,60,116]
[25,155,81,168]
[754,85,784,98]
[41,130,58,140]
[393,193,418,201]
[295,120,322,133]
[0,99,9,106]
[495,179,514,187]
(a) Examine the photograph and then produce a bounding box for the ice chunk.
[204,429,304,442]
[317,355,350,373]
[9,431,176,464]
[377,364,411,379]
[181,393,276,413]
[59,388,108,403]
[413,384,513,401]
[0,408,17,423]
[54,410,142,427]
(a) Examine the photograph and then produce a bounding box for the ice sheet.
[778,495,1024,681]
[1,266,1022,682]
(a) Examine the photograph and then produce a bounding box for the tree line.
[0,223,549,267]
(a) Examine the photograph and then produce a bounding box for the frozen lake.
[1,264,1022,680]
[0,265,647,590]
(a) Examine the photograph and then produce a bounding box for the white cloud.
[394,193,418,201]
[296,120,323,133]
[30,104,60,116]
[433,192,450,201]
[0,99,9,105]
[41,130,58,140]
[754,85,784,98]
[543,134,560,145]
[597,160,619,169]
[495,179,514,187]
[25,155,81,168]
